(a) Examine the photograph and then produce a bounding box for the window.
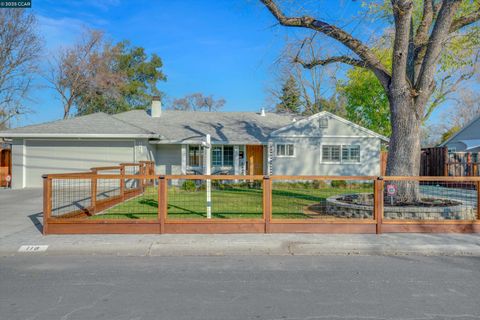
[276,144,295,157]
[342,145,360,162]
[188,145,203,167]
[212,146,222,166]
[322,145,341,162]
[223,146,234,166]
[322,145,360,163]
[211,145,234,166]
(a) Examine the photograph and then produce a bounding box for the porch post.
[181,145,187,175]
[234,145,239,181]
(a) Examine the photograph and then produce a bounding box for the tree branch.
[260,0,391,89]
[293,55,367,69]
[449,7,480,33]
[415,0,463,109]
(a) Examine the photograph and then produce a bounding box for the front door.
[246,145,264,175]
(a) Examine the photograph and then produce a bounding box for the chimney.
[151,96,162,118]
[260,107,266,117]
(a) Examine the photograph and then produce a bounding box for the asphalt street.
[1,255,479,320]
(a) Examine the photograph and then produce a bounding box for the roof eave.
[0,133,160,139]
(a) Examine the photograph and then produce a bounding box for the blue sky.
[17,0,453,127]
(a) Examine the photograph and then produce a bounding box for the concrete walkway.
[1,188,480,257]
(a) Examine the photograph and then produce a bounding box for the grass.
[90,183,372,220]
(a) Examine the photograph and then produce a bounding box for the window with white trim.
[276,144,295,157]
[322,145,360,163]
[211,145,234,166]
[322,145,341,162]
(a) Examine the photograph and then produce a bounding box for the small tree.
[276,75,302,113]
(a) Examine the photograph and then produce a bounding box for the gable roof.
[439,114,480,147]
[0,109,388,143]
[270,111,389,141]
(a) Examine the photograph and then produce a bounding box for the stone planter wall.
[326,194,476,220]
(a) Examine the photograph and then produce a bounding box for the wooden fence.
[42,171,480,235]
[0,147,11,187]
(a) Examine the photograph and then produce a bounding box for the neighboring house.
[0,98,388,188]
[440,114,480,153]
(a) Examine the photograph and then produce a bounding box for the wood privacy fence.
[43,170,480,234]
[421,147,480,177]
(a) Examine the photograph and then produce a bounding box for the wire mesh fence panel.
[51,178,92,218]
[167,179,263,219]
[124,165,142,190]
[383,180,478,220]
[92,179,157,220]
[96,176,121,202]
[271,179,374,220]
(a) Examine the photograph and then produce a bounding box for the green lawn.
[90,183,372,220]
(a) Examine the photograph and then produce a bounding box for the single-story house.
[0,98,388,188]
[440,114,480,153]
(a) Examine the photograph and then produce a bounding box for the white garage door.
[25,140,135,188]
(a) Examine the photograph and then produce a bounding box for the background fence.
[43,169,480,234]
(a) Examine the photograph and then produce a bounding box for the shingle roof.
[113,110,299,143]
[0,112,157,137]
[0,110,299,143]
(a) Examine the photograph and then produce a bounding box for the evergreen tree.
[276,75,302,114]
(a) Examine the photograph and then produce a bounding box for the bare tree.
[260,0,480,201]
[171,93,226,111]
[0,9,41,129]
[45,30,106,119]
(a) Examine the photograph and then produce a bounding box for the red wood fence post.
[477,181,480,221]
[42,176,52,235]
[91,169,97,215]
[158,176,167,234]
[263,176,272,233]
[120,164,125,201]
[374,178,384,234]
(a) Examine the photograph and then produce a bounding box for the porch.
[180,144,267,176]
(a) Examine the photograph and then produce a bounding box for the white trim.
[270,111,389,141]
[274,143,296,158]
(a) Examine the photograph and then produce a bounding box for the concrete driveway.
[0,188,43,239]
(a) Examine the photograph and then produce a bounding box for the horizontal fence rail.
[42,170,480,234]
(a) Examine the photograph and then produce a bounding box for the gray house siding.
[270,137,380,176]
[155,144,182,175]
[269,113,382,176]
[11,139,147,188]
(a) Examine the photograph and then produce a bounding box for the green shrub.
[331,180,347,188]
[312,180,328,189]
[181,180,197,192]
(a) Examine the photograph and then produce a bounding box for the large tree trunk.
[385,91,422,203]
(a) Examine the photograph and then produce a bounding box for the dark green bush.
[331,180,347,188]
